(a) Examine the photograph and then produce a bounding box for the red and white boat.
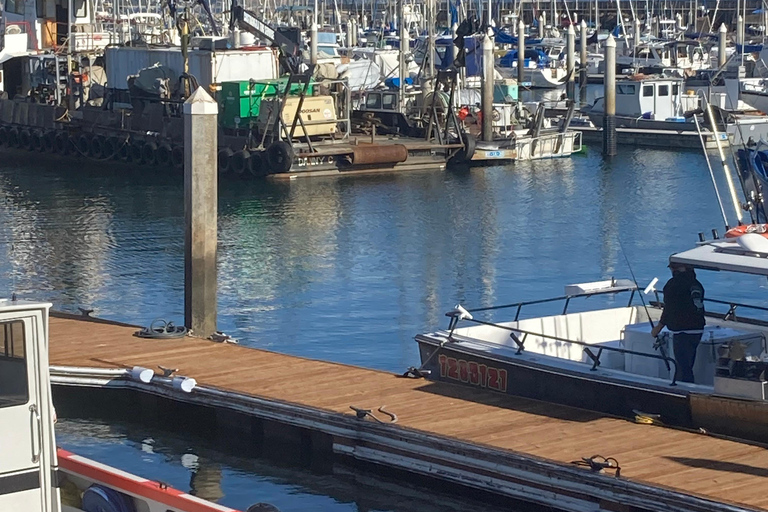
[0,298,257,512]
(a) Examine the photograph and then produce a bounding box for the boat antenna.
[617,237,655,330]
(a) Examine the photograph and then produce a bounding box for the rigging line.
[616,237,656,330]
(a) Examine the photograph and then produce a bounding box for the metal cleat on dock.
[571,455,621,477]
[349,405,398,424]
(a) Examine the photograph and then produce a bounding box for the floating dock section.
[49,314,768,512]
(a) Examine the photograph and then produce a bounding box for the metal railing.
[517,131,582,160]
[442,286,680,385]
[444,312,678,386]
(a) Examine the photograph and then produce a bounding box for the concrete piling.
[719,23,727,68]
[310,21,318,65]
[603,35,617,157]
[736,15,744,47]
[518,19,525,86]
[184,87,218,338]
[566,24,575,100]
[579,20,588,105]
[482,31,494,142]
[634,19,641,50]
[538,14,545,39]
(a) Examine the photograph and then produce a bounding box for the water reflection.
[0,136,763,372]
[55,418,510,512]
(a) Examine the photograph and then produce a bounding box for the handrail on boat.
[465,285,639,321]
[444,312,678,386]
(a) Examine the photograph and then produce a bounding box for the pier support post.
[518,19,525,86]
[566,24,575,100]
[719,23,727,68]
[579,20,588,105]
[603,35,617,157]
[184,87,218,338]
[736,15,744,47]
[538,14,544,38]
[310,22,318,66]
[482,31,495,142]
[634,18,641,50]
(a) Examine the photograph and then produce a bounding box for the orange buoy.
[725,224,768,239]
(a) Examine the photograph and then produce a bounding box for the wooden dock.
[49,314,768,512]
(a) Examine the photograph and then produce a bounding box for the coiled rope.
[135,319,189,339]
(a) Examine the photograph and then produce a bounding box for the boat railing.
[464,284,638,321]
[517,131,582,159]
[444,312,678,386]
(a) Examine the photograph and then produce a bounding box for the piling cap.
[605,34,616,48]
[183,87,217,115]
[567,24,575,35]
[719,23,727,33]
[581,20,587,28]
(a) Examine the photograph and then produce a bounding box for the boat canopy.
[670,237,768,276]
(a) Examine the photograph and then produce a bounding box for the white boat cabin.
[592,77,700,119]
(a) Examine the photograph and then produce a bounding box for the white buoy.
[130,366,154,383]
[172,376,197,393]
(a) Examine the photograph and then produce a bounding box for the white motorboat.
[413,234,768,441]
[0,298,260,512]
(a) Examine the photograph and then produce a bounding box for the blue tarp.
[737,44,764,53]
[498,48,551,68]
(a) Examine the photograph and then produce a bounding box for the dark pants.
[672,332,702,383]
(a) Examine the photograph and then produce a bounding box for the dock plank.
[48,316,768,511]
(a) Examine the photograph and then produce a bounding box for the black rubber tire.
[156,143,172,167]
[41,131,55,152]
[265,141,294,174]
[76,134,90,155]
[29,131,42,151]
[450,133,476,163]
[19,130,32,150]
[0,126,8,146]
[230,150,250,176]
[129,141,143,163]
[7,128,19,148]
[248,151,265,178]
[103,137,119,159]
[53,132,68,154]
[217,148,234,175]
[89,136,105,159]
[141,141,158,165]
[171,146,184,170]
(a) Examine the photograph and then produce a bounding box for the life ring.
[725,224,768,239]
[265,141,294,174]
[248,150,265,177]
[0,126,8,146]
[19,130,32,150]
[230,150,250,176]
[155,143,172,167]
[89,135,105,159]
[7,127,20,148]
[53,132,68,154]
[141,140,158,165]
[217,148,234,174]
[171,145,184,170]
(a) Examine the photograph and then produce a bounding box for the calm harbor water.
[1,135,764,509]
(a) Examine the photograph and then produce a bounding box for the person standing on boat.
[650,262,705,383]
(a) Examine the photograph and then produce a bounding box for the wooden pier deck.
[49,314,768,512]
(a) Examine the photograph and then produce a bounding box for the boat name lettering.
[296,156,332,167]
[438,355,508,392]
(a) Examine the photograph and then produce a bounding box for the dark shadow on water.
[665,457,768,478]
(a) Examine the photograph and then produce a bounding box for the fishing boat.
[0,297,264,511]
[412,234,768,441]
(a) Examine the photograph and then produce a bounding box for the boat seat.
[580,340,625,370]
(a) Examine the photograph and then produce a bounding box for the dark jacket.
[660,270,705,332]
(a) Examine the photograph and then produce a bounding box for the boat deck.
[49,314,768,511]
